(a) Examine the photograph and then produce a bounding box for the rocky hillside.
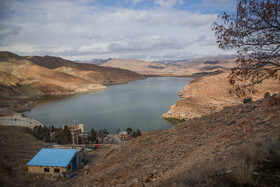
[162,72,280,120]
[71,93,280,186]
[2,95,279,187]
[0,52,143,98]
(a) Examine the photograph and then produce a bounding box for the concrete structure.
[65,121,84,133]
[0,114,44,129]
[64,121,85,145]
[27,147,85,174]
[119,131,127,144]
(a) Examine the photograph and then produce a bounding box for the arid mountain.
[162,72,280,120]
[78,58,112,65]
[26,55,143,84]
[94,55,237,76]
[0,52,143,99]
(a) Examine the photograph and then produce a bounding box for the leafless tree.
[212,0,280,95]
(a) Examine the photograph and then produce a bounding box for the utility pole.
[72,121,75,145]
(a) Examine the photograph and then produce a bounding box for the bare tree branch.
[212,0,280,95]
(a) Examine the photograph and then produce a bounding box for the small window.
[54,168,60,173]
[44,168,50,172]
[68,165,71,170]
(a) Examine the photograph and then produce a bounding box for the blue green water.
[24,77,190,133]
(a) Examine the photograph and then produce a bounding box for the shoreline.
[0,77,145,117]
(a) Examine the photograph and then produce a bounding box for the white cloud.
[0,0,234,60]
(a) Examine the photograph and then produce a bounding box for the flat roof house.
[27,148,81,174]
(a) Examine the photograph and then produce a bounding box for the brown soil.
[70,94,280,186]
[162,72,280,120]
[0,95,279,186]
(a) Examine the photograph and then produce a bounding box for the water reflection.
[25,77,190,133]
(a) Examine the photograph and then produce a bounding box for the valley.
[0,51,279,187]
[81,55,237,77]
[0,52,144,116]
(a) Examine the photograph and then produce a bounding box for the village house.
[27,147,84,174]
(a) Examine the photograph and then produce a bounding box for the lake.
[24,77,190,133]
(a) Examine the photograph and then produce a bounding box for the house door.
[78,156,81,165]
[72,156,76,171]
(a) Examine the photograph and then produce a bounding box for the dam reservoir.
[24,77,190,133]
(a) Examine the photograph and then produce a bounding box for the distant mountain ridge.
[82,55,237,76]
[78,58,113,65]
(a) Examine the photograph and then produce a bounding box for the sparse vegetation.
[126,127,133,135]
[132,128,142,138]
[243,97,253,104]
[213,0,280,93]
[89,128,97,143]
[98,129,109,135]
[32,126,51,142]
[264,92,271,98]
[160,133,280,186]
[53,125,72,144]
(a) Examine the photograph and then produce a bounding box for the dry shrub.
[160,132,280,186]
[230,160,255,186]
[0,157,14,176]
[159,159,226,186]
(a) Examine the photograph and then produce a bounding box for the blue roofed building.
[27,148,84,174]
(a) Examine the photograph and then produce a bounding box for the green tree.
[62,125,72,144]
[126,127,133,135]
[33,126,42,140]
[264,92,271,98]
[243,97,253,104]
[98,129,109,135]
[136,129,142,137]
[54,125,72,144]
[132,129,142,138]
[89,128,97,143]
[32,126,50,142]
[132,131,137,138]
[78,136,82,144]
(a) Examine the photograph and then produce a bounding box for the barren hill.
[71,94,280,186]
[162,72,280,120]
[96,56,237,76]
[27,55,143,84]
[0,52,143,99]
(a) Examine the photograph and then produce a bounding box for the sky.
[0,0,237,61]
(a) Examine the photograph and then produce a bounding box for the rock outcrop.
[162,72,280,120]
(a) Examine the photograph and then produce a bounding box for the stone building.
[27,147,84,174]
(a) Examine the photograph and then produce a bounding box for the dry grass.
[159,132,280,186]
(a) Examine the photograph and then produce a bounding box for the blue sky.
[0,0,237,61]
